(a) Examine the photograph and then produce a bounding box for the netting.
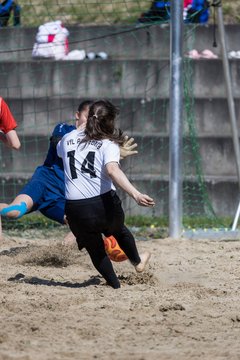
[0,1,236,233]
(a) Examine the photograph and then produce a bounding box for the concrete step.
[4,97,240,137]
[1,59,240,99]
[1,133,239,177]
[0,136,48,173]
[121,135,239,177]
[0,59,169,99]
[0,174,238,217]
[0,24,239,61]
[119,177,239,218]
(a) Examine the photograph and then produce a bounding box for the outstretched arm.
[120,135,138,160]
[106,162,155,207]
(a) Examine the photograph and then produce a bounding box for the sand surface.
[0,229,240,360]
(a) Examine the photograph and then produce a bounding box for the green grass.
[2,213,231,230]
[2,214,61,230]
[2,213,233,241]
[20,1,152,27]
[18,1,240,27]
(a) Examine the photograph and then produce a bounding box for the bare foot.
[135,252,151,273]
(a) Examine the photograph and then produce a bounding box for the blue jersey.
[19,123,76,224]
[44,123,76,170]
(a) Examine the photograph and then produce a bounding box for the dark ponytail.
[83,100,124,145]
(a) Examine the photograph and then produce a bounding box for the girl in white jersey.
[57,99,155,289]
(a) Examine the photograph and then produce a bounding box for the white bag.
[32,20,69,60]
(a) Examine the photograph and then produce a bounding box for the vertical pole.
[232,201,240,231]
[217,4,240,189]
[169,0,183,239]
[0,216,2,242]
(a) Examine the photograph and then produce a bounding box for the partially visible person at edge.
[0,0,21,27]
[0,96,21,150]
[57,99,155,289]
[0,100,138,243]
[137,0,210,24]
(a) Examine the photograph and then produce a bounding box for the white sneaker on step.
[135,252,151,273]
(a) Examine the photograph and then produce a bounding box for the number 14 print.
[67,151,97,179]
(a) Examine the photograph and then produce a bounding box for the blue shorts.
[18,165,66,224]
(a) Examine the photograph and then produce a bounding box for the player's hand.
[120,135,138,160]
[134,193,155,207]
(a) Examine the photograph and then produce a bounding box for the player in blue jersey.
[0,104,84,225]
[0,100,138,241]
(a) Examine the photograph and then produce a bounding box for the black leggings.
[65,191,141,289]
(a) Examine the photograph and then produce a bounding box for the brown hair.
[83,99,125,145]
[77,100,93,112]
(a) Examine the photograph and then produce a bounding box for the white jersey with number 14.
[57,129,120,200]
